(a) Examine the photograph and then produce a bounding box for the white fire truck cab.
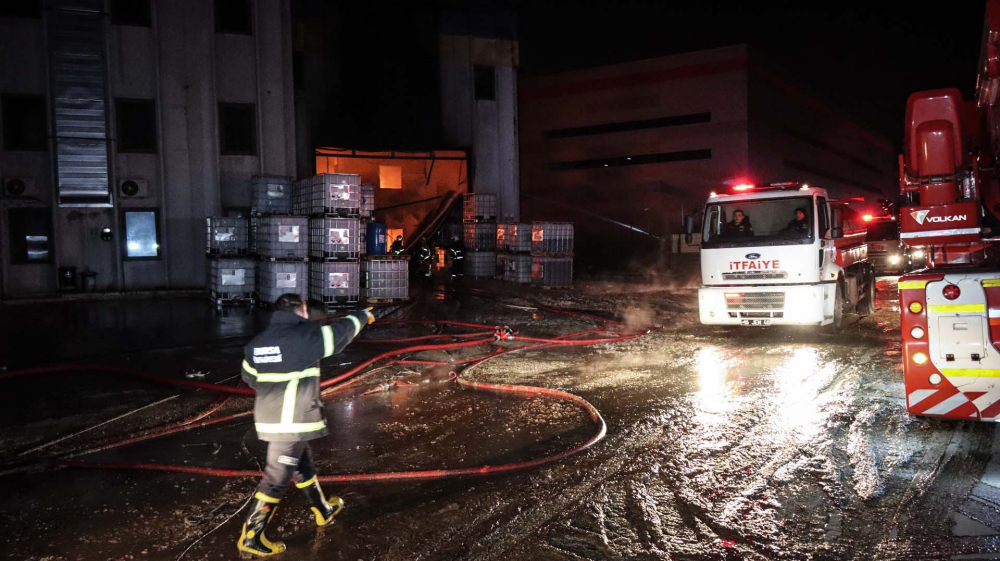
[684,182,876,333]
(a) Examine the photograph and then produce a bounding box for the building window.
[218,103,257,155]
[7,208,52,264]
[0,0,42,18]
[2,94,47,152]
[474,65,496,101]
[547,149,713,171]
[123,209,161,259]
[111,0,152,27]
[116,99,157,153]
[379,165,402,189]
[543,113,712,139]
[215,0,252,35]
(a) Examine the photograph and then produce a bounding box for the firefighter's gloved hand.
[353,308,375,326]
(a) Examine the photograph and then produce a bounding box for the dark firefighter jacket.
[241,311,365,442]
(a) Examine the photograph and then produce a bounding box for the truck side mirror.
[684,215,694,244]
[830,208,844,239]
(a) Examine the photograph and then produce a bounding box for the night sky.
[505,1,985,148]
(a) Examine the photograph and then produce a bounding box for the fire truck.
[899,1,1000,420]
[684,182,876,333]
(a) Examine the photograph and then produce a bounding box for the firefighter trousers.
[255,441,317,499]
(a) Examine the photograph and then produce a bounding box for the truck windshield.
[702,196,815,248]
[865,221,899,241]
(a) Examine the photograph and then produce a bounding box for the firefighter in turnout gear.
[237,293,374,557]
[447,235,464,279]
[389,235,405,255]
[414,237,433,280]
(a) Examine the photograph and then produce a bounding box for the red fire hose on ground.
[2,299,651,485]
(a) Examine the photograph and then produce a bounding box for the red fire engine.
[898,0,1000,420]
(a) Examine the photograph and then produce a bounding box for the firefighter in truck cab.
[237,293,374,557]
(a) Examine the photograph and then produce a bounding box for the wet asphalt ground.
[2,276,1000,560]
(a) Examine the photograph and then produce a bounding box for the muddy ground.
[1,276,999,560]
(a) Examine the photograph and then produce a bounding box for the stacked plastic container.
[497,222,532,284]
[292,173,363,311]
[462,193,498,279]
[247,175,308,304]
[206,217,253,305]
[361,256,410,301]
[530,222,574,287]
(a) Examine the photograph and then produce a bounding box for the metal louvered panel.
[47,4,111,206]
[724,291,785,310]
[721,271,788,281]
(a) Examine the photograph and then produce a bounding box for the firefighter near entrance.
[237,293,375,557]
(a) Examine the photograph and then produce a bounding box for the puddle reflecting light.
[913,352,928,365]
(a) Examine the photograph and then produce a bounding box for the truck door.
[818,197,832,268]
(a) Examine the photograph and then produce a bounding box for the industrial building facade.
[0,1,519,298]
[519,44,896,268]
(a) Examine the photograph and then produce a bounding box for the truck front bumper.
[698,284,830,326]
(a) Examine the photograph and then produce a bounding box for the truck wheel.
[822,282,844,334]
[857,268,876,317]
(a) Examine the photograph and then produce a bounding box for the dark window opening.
[218,103,257,155]
[544,113,712,139]
[547,149,712,171]
[215,0,252,35]
[111,0,152,27]
[2,94,47,152]
[123,209,161,259]
[474,65,496,101]
[0,0,42,18]
[8,208,53,264]
[116,99,157,153]
[293,51,305,91]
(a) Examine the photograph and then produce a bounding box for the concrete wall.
[440,11,520,221]
[0,0,296,298]
[0,13,57,295]
[747,55,895,202]
[519,45,750,270]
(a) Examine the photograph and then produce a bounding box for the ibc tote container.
[309,217,361,260]
[208,257,255,302]
[463,223,496,251]
[257,261,308,304]
[291,178,308,216]
[462,193,497,222]
[507,223,532,253]
[310,261,360,306]
[303,173,361,216]
[531,222,574,255]
[360,184,375,218]
[361,257,409,300]
[531,256,573,287]
[251,175,292,215]
[466,251,496,278]
[496,223,509,252]
[256,216,309,260]
[206,217,248,255]
[505,254,533,284]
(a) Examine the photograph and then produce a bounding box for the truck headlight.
[889,255,901,264]
[912,250,925,259]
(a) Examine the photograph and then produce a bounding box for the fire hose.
[2,302,650,484]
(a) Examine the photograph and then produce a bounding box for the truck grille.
[724,291,785,310]
[722,271,788,281]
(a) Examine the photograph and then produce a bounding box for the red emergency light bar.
[863,214,874,221]
[732,184,755,191]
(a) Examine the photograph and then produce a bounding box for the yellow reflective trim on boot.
[295,476,317,489]
[312,496,344,526]
[253,492,280,504]
[237,524,286,557]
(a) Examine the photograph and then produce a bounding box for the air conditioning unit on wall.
[2,177,38,199]
[119,179,149,198]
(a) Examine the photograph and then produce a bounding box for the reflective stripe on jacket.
[241,311,364,442]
